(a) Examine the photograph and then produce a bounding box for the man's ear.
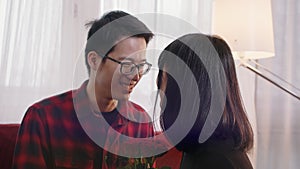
[87,51,102,71]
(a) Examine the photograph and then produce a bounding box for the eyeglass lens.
[121,62,151,75]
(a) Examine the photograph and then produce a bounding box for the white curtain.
[0,0,63,123]
[255,0,300,168]
[0,0,101,123]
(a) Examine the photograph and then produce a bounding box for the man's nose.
[127,69,141,82]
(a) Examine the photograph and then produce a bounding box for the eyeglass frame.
[104,55,152,75]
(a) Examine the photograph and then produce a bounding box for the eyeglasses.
[105,56,152,75]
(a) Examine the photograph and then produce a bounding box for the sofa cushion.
[0,124,182,169]
[155,147,182,169]
[0,124,20,169]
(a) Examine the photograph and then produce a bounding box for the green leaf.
[159,166,172,169]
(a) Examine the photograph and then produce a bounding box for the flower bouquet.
[105,138,172,169]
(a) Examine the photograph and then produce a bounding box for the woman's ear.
[87,51,102,72]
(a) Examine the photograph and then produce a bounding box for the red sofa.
[0,124,20,169]
[0,124,181,169]
[155,147,182,169]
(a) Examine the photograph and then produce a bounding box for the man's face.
[95,37,147,100]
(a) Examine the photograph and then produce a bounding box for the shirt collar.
[73,80,136,126]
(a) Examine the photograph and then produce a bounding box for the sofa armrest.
[0,124,20,169]
[155,147,182,169]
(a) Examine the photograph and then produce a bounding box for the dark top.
[180,137,253,169]
[101,109,119,125]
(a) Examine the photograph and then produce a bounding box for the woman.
[156,33,254,169]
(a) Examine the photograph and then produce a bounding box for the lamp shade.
[212,0,275,59]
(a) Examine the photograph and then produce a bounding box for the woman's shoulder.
[180,138,253,169]
[181,149,253,169]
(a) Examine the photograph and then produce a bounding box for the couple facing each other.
[13,10,253,169]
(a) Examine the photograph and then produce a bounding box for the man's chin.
[113,93,131,101]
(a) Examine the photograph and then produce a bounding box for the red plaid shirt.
[12,81,154,169]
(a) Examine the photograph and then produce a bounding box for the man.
[12,10,154,169]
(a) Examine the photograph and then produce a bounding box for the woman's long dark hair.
[157,34,253,152]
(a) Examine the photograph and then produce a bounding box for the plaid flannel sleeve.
[12,106,51,169]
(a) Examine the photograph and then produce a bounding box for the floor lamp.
[212,0,300,100]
